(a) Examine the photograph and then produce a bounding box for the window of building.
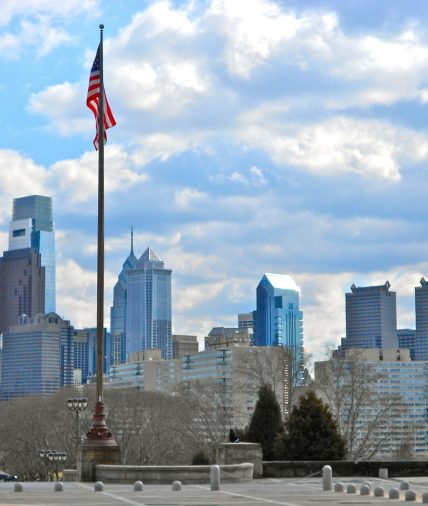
[275,296,283,309]
[13,229,25,237]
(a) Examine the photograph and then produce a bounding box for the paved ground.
[1,477,428,505]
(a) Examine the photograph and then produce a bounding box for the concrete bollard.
[405,490,416,501]
[322,465,332,491]
[347,483,356,494]
[389,488,399,499]
[334,482,344,492]
[210,465,221,491]
[422,492,428,503]
[379,468,388,479]
[362,481,371,489]
[14,482,23,492]
[94,481,104,492]
[400,481,410,490]
[374,486,384,497]
[133,481,144,492]
[172,481,182,491]
[360,484,370,496]
[54,482,64,492]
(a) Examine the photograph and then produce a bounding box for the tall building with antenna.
[126,247,172,359]
[110,229,137,366]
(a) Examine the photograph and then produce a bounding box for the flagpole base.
[77,401,121,482]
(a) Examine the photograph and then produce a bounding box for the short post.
[322,465,332,491]
[210,464,220,491]
[379,468,388,479]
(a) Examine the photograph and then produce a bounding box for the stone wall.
[264,460,428,478]
[96,463,254,484]
[216,443,263,478]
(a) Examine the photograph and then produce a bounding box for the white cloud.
[0,0,98,57]
[206,0,301,78]
[0,0,98,26]
[50,144,148,203]
[0,150,48,224]
[240,116,428,181]
[28,82,89,135]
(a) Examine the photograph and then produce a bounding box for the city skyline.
[2,1,428,360]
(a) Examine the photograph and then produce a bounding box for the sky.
[1,0,428,361]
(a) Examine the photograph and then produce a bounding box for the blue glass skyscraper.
[8,195,56,313]
[254,273,304,381]
[126,247,172,359]
[110,230,137,365]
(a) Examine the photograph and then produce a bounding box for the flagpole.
[96,23,105,405]
[78,24,120,482]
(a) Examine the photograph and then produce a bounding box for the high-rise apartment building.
[110,231,137,366]
[0,248,45,334]
[1,312,73,400]
[340,282,397,351]
[8,195,56,313]
[415,278,428,360]
[126,247,172,359]
[254,273,303,382]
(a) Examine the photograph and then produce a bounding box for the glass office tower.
[8,195,56,313]
[254,273,304,383]
[126,247,172,359]
[340,282,397,351]
[110,231,137,365]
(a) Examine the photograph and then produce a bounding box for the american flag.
[87,44,116,150]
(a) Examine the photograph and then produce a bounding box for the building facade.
[205,327,253,350]
[108,349,181,391]
[1,313,73,400]
[126,247,172,359]
[8,195,56,313]
[415,278,428,360]
[254,273,303,383]
[398,329,416,360]
[340,282,398,351]
[315,348,428,458]
[0,248,45,334]
[172,334,198,358]
[238,311,256,330]
[110,230,137,366]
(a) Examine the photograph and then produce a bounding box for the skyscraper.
[110,230,137,366]
[254,273,303,382]
[1,312,73,400]
[8,195,56,313]
[415,278,428,360]
[340,282,398,351]
[0,248,45,334]
[126,247,172,359]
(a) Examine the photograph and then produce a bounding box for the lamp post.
[67,398,88,457]
[39,450,67,481]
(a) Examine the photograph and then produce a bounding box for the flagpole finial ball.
[99,24,104,30]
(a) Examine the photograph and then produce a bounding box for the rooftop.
[264,272,300,291]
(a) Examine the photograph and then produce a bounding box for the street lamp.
[67,398,88,456]
[39,450,66,481]
[47,451,67,481]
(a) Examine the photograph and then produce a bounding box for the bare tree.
[237,346,312,418]
[315,349,406,460]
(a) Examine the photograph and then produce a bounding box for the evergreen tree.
[246,384,283,460]
[276,390,346,460]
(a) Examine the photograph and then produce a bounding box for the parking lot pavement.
[1,477,428,506]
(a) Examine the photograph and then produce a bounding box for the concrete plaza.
[1,477,428,505]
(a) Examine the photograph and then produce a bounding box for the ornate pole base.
[77,402,121,482]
